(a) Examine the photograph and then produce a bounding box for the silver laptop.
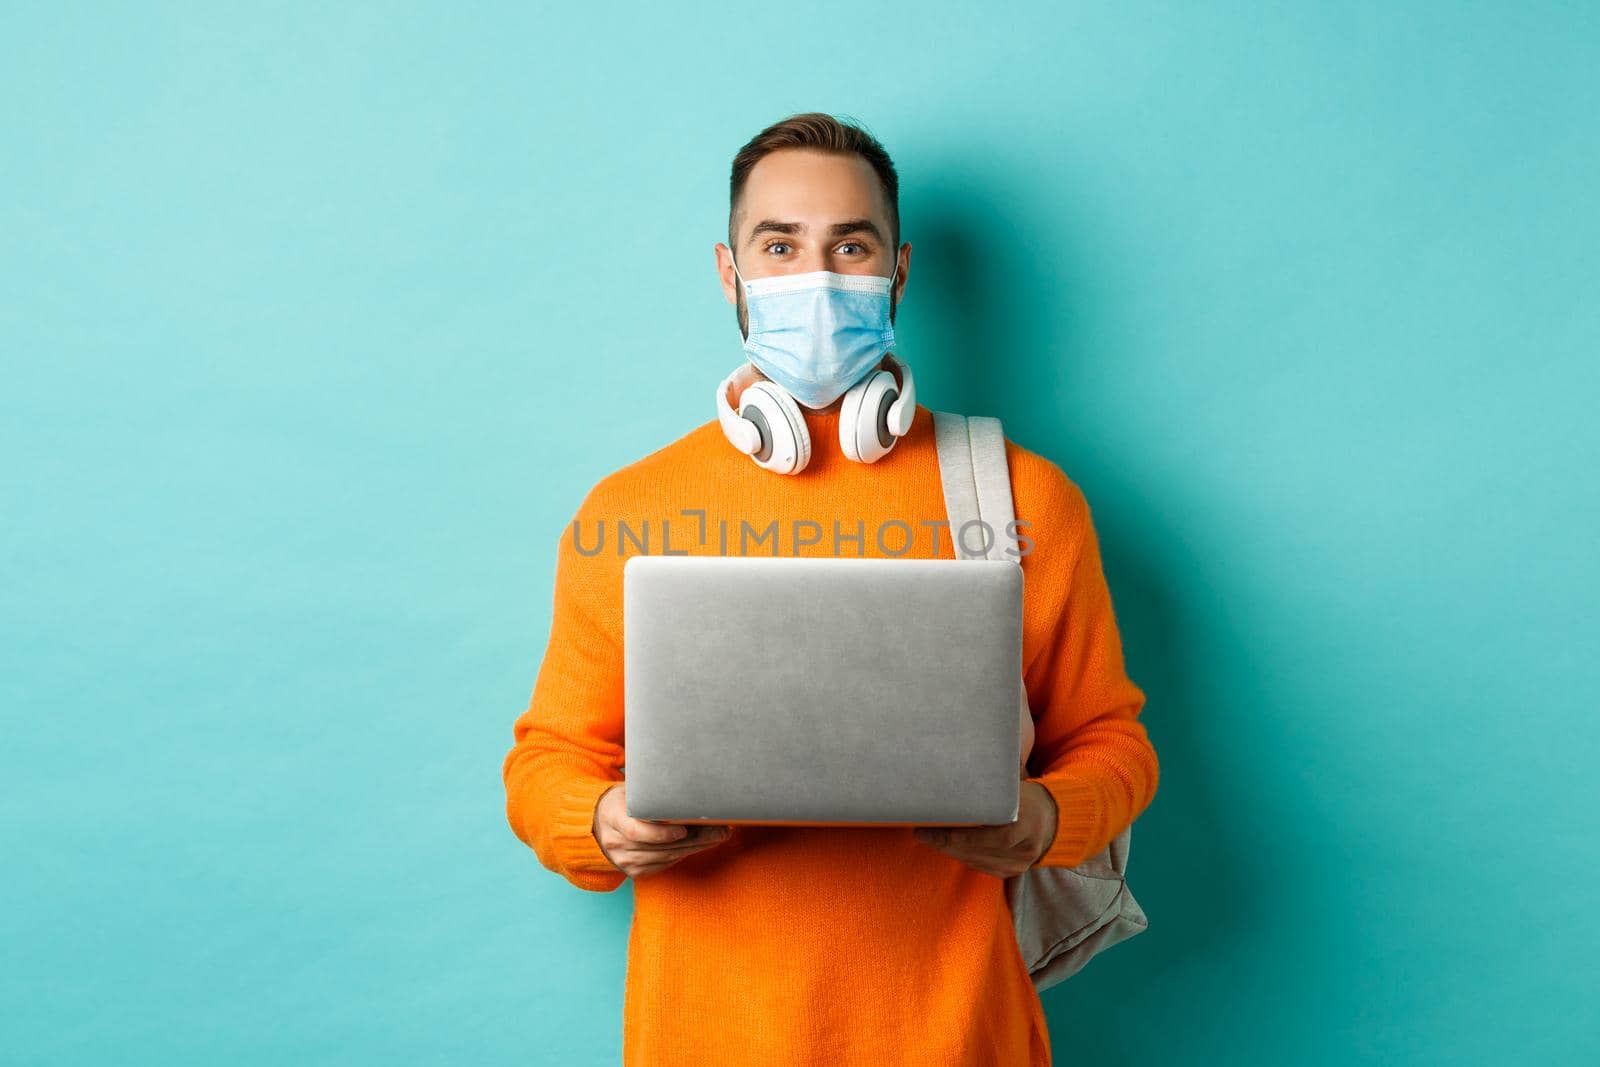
[621,554,1023,827]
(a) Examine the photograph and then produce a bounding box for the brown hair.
[728,112,900,253]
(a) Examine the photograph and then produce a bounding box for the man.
[503,112,1159,1066]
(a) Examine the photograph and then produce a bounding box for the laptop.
[621,553,1023,827]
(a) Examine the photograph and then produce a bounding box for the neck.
[796,396,846,415]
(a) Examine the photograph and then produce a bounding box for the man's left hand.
[912,780,1059,877]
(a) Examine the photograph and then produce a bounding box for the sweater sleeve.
[502,498,628,893]
[1021,473,1159,868]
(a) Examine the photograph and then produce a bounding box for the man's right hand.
[591,783,734,878]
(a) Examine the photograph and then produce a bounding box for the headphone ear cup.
[838,373,870,463]
[741,381,811,474]
[839,369,899,464]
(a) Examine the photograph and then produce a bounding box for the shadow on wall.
[908,159,1266,1061]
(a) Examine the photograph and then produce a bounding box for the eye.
[837,242,866,255]
[764,241,792,255]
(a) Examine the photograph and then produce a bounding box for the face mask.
[730,252,898,409]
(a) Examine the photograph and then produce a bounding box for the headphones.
[716,353,917,475]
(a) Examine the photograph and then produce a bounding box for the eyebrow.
[746,217,884,246]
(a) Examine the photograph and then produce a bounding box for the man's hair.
[728,112,900,254]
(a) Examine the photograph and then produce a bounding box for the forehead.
[737,149,889,239]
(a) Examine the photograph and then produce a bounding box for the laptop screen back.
[622,554,1023,826]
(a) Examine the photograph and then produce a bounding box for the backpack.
[931,411,1149,993]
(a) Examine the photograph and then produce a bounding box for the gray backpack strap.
[933,409,1034,767]
[932,411,983,559]
[967,415,1019,562]
[933,411,1019,561]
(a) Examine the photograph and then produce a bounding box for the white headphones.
[716,353,917,475]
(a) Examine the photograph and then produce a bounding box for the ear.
[715,243,739,305]
[892,241,911,305]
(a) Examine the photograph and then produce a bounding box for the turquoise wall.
[4,3,1595,1063]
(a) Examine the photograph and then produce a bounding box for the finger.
[917,840,1031,878]
[921,841,1023,867]
[625,834,733,874]
[915,826,1024,851]
[967,860,1022,878]
[958,824,1027,845]
[622,819,699,845]
[634,860,688,878]
[913,830,1033,866]
[625,824,733,852]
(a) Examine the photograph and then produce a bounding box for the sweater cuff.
[1024,770,1107,868]
[552,777,628,893]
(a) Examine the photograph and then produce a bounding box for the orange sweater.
[503,402,1158,1066]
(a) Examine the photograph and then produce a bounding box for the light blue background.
[4,3,1595,1064]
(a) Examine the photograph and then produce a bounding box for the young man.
[502,112,1159,1066]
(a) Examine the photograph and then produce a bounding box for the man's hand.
[912,780,1059,877]
[591,783,734,878]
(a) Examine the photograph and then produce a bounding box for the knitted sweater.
[502,401,1159,1066]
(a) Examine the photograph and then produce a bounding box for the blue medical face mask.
[730,251,898,410]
